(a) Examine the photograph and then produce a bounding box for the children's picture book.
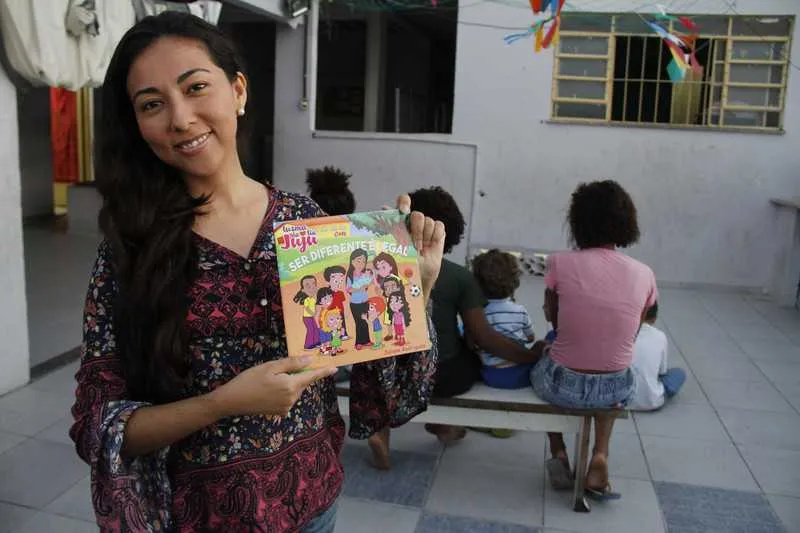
[274,210,432,368]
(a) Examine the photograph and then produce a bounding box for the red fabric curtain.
[50,87,79,184]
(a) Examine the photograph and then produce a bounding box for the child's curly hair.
[306,166,356,215]
[471,249,521,300]
[568,180,640,249]
[408,186,465,254]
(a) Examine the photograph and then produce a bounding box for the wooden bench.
[336,381,629,513]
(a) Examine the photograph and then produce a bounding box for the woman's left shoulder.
[269,187,324,220]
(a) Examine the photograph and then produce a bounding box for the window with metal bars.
[551,14,794,132]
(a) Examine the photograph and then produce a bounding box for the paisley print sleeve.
[69,241,172,532]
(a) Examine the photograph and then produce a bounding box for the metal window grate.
[551,14,794,132]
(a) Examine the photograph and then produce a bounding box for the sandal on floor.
[585,484,622,501]
[468,427,514,439]
[546,457,574,491]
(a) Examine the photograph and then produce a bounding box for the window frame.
[550,14,795,133]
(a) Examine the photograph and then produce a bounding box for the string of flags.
[647,6,702,82]
[503,0,566,52]
[504,3,702,84]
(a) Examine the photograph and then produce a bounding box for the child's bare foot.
[368,428,391,470]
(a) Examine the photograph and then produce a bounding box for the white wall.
[0,63,30,394]
[273,0,800,290]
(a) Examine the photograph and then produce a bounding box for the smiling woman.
[69,11,445,533]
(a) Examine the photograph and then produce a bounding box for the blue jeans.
[660,368,686,398]
[302,502,337,533]
[531,353,635,409]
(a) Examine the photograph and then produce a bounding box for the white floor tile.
[45,477,94,523]
[687,358,767,382]
[767,494,800,532]
[0,439,88,508]
[0,430,26,455]
[754,360,800,387]
[29,362,79,397]
[441,429,545,470]
[675,339,750,362]
[11,511,95,533]
[34,417,74,446]
[0,502,37,533]
[0,387,73,436]
[739,446,800,498]
[702,379,795,413]
[737,340,800,363]
[772,382,800,413]
[641,435,758,491]
[333,498,419,533]
[426,455,544,527]
[543,477,665,533]
[725,323,790,343]
[718,408,800,451]
[634,402,730,443]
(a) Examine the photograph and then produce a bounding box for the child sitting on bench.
[629,302,686,411]
[472,249,537,389]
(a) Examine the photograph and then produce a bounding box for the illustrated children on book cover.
[274,210,431,367]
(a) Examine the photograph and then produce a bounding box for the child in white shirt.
[629,302,686,411]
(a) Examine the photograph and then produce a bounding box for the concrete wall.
[273,0,800,290]
[0,63,30,395]
[17,87,53,218]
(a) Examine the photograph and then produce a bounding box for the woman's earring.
[237,107,245,117]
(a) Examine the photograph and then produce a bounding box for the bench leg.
[571,415,592,513]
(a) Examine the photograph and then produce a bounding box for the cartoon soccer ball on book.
[409,284,422,298]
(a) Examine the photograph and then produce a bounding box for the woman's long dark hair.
[96,12,248,403]
[346,249,368,283]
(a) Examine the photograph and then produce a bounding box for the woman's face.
[302,278,317,294]
[352,254,367,272]
[376,260,392,278]
[126,36,247,180]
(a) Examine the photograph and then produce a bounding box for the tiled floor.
[3,245,800,531]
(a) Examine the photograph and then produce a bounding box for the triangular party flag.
[540,0,552,13]
[666,59,687,82]
[646,20,687,48]
[688,50,703,74]
[665,39,687,66]
[678,16,698,32]
[542,17,559,49]
[655,4,677,21]
[530,0,542,13]
[535,24,544,52]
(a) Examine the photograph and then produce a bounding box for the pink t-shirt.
[546,248,658,372]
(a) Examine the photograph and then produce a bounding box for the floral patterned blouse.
[70,187,438,533]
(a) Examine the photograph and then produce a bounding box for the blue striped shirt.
[480,298,534,367]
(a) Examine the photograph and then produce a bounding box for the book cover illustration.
[274,210,432,368]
